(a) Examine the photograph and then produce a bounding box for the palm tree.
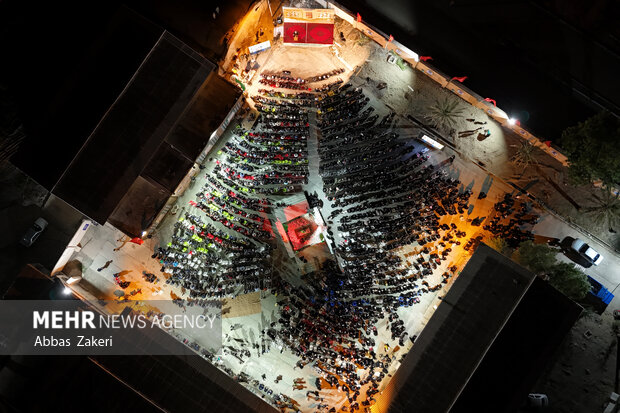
[583,188,620,232]
[425,97,464,131]
[510,141,538,171]
[356,32,370,46]
[509,141,582,210]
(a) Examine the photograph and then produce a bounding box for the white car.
[19,217,48,247]
[528,393,549,408]
[570,238,604,267]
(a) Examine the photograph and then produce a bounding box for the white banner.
[248,40,271,54]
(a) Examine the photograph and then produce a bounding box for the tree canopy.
[486,237,512,257]
[510,141,539,172]
[425,97,464,132]
[560,111,620,186]
[511,240,557,275]
[512,240,591,301]
[547,262,591,301]
[583,187,620,232]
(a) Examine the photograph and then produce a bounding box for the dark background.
[3,0,618,163]
[0,0,249,189]
[338,0,620,140]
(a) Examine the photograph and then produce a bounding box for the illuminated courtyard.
[3,0,620,412]
[66,50,544,413]
[49,4,615,413]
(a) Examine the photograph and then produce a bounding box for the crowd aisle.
[151,70,539,413]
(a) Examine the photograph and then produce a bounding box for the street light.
[420,134,444,150]
[508,118,517,125]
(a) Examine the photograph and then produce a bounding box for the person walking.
[97,260,113,272]
[113,237,130,251]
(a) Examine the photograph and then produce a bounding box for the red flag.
[388,35,394,42]
[419,56,433,62]
[129,237,144,245]
[451,76,467,82]
[484,98,497,107]
[544,140,552,147]
[356,13,362,23]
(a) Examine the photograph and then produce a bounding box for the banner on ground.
[248,40,271,54]
[283,7,334,45]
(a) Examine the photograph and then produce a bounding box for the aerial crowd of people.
[150,68,540,412]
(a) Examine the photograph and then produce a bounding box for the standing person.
[113,237,131,251]
[97,260,113,272]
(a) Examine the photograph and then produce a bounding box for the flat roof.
[9,5,163,189]
[52,31,215,225]
[373,244,536,413]
[452,276,582,413]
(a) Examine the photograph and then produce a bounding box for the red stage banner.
[283,7,334,45]
[283,22,307,43]
[283,22,333,44]
[307,23,334,44]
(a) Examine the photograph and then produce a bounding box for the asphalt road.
[534,213,620,293]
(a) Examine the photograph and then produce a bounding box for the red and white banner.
[283,7,334,45]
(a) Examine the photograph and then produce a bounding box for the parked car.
[560,237,604,268]
[527,393,549,408]
[19,217,48,247]
[571,238,604,267]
